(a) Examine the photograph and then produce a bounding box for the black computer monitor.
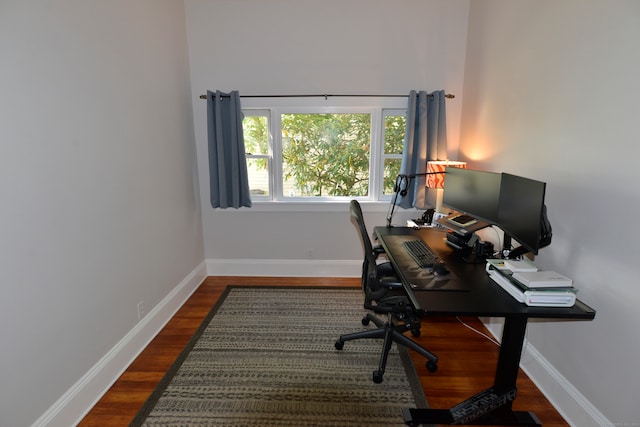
[442,167,502,224]
[498,173,548,256]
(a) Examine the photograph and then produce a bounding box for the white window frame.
[380,108,408,197]
[240,97,407,210]
[243,109,273,201]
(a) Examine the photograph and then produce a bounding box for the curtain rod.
[199,93,454,100]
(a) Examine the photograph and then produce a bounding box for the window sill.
[219,200,395,213]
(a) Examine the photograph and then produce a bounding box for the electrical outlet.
[306,248,314,259]
[137,301,145,320]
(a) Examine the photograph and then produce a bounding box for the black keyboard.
[402,239,438,268]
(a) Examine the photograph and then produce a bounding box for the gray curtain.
[397,90,448,209]
[207,90,252,209]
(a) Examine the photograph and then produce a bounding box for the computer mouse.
[432,263,450,277]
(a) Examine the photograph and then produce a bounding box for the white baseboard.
[481,319,610,427]
[206,258,361,278]
[32,262,207,427]
[519,344,611,427]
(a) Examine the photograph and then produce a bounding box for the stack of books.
[485,259,576,307]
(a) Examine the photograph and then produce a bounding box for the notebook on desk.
[383,235,470,291]
[447,213,479,228]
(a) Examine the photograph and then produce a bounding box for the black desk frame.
[374,226,596,427]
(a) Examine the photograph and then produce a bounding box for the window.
[382,110,406,196]
[243,111,271,197]
[241,98,407,203]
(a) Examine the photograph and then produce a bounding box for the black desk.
[374,226,596,426]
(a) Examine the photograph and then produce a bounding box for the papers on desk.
[407,220,433,228]
[486,258,538,273]
[504,259,539,272]
[485,259,576,307]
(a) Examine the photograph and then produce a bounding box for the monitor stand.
[503,234,530,259]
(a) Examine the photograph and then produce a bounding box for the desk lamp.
[426,160,466,213]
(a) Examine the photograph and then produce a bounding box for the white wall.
[0,1,204,426]
[4,1,634,425]
[184,0,470,270]
[461,1,640,425]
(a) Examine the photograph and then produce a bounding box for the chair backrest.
[350,200,379,289]
[350,200,377,266]
[350,200,403,310]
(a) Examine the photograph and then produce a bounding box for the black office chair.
[335,200,438,383]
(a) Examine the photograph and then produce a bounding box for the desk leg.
[495,318,528,391]
[403,318,541,426]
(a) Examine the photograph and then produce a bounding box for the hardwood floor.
[79,276,569,426]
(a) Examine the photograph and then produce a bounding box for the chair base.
[335,313,438,383]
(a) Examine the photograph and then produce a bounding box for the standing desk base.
[403,408,542,426]
[403,385,542,426]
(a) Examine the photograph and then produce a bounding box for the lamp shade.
[426,161,467,188]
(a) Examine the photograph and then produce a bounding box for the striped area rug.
[131,286,427,426]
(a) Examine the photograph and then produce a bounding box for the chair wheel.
[335,340,344,350]
[372,371,384,383]
[411,328,421,337]
[361,316,370,326]
[426,360,438,373]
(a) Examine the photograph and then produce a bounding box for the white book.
[488,271,576,307]
[504,259,539,272]
[512,270,573,288]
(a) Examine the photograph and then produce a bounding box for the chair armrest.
[377,262,403,290]
[373,245,386,258]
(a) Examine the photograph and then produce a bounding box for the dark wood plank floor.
[79,276,569,426]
